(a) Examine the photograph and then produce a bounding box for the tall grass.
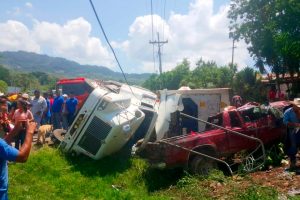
[8,147,279,200]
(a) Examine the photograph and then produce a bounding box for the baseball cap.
[21,93,29,100]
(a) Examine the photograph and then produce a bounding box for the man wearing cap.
[283,98,300,171]
[30,90,47,128]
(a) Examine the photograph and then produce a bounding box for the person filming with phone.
[0,120,36,199]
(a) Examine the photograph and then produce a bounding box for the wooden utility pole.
[150,32,168,74]
[231,39,237,67]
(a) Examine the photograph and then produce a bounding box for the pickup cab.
[136,103,288,174]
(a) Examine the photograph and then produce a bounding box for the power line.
[162,0,166,41]
[150,0,156,73]
[88,0,135,96]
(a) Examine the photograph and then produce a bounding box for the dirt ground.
[207,156,300,199]
[250,164,300,195]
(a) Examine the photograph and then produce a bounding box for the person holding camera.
[0,120,36,199]
[12,99,33,149]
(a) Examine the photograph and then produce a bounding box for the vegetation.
[0,51,151,85]
[142,59,266,102]
[228,0,300,91]
[0,65,11,85]
[9,147,280,200]
[0,64,58,93]
[0,80,8,93]
[233,67,267,103]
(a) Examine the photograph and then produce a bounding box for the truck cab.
[56,77,98,109]
[58,81,158,160]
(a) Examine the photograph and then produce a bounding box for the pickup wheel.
[189,156,217,176]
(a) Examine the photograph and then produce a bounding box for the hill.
[0,51,152,84]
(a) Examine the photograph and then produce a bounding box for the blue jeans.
[41,115,51,125]
[67,113,76,126]
[287,129,300,162]
[52,112,62,130]
[33,114,42,128]
[62,114,68,130]
[0,191,8,200]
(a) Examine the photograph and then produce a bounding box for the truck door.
[256,109,282,145]
[228,111,257,153]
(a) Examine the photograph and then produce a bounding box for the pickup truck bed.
[137,102,289,174]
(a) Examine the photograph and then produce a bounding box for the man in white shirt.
[31,90,47,128]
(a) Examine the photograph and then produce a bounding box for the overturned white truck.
[59,81,158,159]
[58,82,231,160]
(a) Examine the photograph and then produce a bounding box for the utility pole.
[150,32,168,74]
[231,39,237,68]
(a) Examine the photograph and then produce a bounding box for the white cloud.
[32,17,114,67]
[0,18,114,69]
[0,0,252,73]
[117,0,251,73]
[25,2,33,9]
[0,20,40,52]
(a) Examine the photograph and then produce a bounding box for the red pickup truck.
[137,102,289,175]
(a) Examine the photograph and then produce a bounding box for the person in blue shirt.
[66,92,78,127]
[42,92,51,125]
[283,98,300,171]
[52,90,64,130]
[0,121,36,199]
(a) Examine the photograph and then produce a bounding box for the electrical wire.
[162,0,166,41]
[161,0,167,58]
[150,0,156,73]
[88,0,136,96]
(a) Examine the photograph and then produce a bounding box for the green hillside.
[0,51,152,85]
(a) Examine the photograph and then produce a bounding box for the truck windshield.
[57,83,92,96]
[205,113,223,131]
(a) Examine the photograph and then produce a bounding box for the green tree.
[142,59,191,90]
[0,65,11,85]
[183,59,235,88]
[228,0,300,91]
[10,72,40,92]
[232,67,265,102]
[0,80,8,93]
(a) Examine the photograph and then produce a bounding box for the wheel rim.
[192,156,216,175]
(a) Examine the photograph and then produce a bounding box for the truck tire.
[189,155,217,176]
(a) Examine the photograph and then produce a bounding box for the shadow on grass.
[64,145,133,177]
[143,167,184,192]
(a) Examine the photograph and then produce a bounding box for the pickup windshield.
[205,113,223,131]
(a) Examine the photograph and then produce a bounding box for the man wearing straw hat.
[283,98,300,171]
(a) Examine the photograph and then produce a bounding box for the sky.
[0,0,253,74]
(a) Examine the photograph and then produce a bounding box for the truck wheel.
[190,156,217,176]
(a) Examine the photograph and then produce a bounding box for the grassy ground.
[8,147,279,200]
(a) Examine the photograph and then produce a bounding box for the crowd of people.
[0,89,79,199]
[0,89,78,145]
